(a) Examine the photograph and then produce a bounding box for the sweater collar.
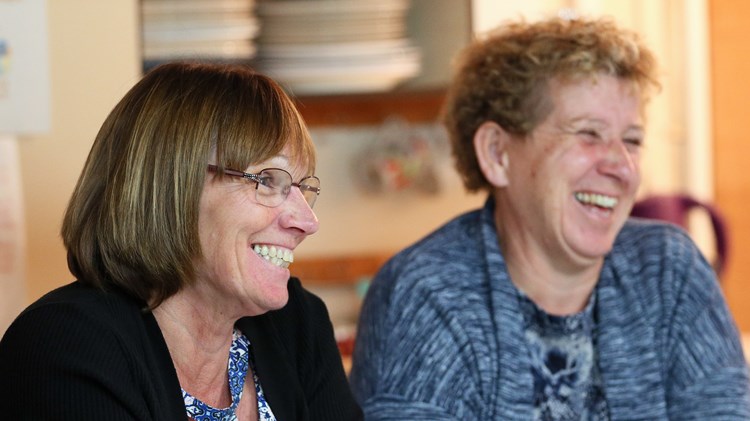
[479,197,667,418]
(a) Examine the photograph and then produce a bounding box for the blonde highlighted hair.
[62,62,314,307]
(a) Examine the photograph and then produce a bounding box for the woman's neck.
[505,255,599,316]
[152,288,237,407]
[494,208,602,316]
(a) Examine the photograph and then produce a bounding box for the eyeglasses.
[207,164,320,208]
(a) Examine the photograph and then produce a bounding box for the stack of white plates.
[141,0,259,70]
[254,0,421,95]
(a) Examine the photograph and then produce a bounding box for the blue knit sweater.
[350,198,750,420]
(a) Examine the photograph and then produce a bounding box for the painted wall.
[18,0,141,301]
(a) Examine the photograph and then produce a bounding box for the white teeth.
[575,192,618,209]
[253,244,293,268]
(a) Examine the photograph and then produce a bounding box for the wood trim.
[293,89,446,127]
[709,0,750,332]
[290,254,393,285]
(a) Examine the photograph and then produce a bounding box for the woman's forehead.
[251,148,314,177]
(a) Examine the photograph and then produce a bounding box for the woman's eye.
[578,129,601,141]
[624,137,643,148]
[257,175,274,187]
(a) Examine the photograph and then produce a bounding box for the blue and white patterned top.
[519,292,609,420]
[183,330,277,421]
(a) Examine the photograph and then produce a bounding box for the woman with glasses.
[350,16,750,420]
[0,62,362,420]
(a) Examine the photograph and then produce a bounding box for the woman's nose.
[279,187,320,235]
[599,139,639,184]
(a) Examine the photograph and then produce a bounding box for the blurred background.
[1,0,748,359]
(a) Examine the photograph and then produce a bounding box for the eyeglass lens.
[206,165,319,208]
[256,168,320,208]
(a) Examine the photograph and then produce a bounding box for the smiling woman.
[350,16,750,420]
[490,75,644,290]
[0,62,362,420]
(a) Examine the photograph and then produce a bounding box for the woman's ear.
[473,121,511,187]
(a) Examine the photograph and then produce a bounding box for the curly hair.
[443,16,660,192]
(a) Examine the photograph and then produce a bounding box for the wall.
[302,125,485,258]
[18,0,141,301]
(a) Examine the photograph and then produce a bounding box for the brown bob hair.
[61,62,315,307]
[443,16,660,192]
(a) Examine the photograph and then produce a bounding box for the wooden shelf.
[293,89,446,127]
[290,253,393,286]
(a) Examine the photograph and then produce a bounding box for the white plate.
[275,66,419,95]
[257,8,407,24]
[262,58,420,78]
[259,21,406,44]
[259,31,405,45]
[256,0,409,17]
[143,40,256,60]
[142,0,255,15]
[143,16,259,30]
[258,39,415,59]
[143,21,260,42]
[284,79,404,95]
[257,48,420,70]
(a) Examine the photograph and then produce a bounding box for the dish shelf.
[294,88,446,127]
[139,0,469,127]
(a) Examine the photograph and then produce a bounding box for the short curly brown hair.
[443,16,660,192]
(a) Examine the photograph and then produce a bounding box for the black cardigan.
[0,278,363,420]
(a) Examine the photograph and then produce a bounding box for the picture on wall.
[0,0,50,134]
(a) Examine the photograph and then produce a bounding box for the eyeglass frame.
[206,164,321,208]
